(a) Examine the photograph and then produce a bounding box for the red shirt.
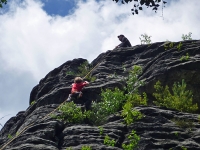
[71,82,88,93]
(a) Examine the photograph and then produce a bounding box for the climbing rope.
[83,49,113,79]
[0,48,115,150]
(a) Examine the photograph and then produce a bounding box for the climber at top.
[115,34,132,48]
[66,77,91,110]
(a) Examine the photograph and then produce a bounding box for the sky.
[0,0,200,129]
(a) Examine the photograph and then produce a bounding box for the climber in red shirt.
[67,77,91,110]
[71,77,89,94]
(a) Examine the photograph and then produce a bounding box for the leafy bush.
[177,42,183,51]
[171,118,194,129]
[182,32,192,41]
[101,88,125,115]
[104,135,116,147]
[181,146,188,150]
[89,65,146,125]
[7,134,13,139]
[164,42,174,50]
[57,102,85,123]
[30,100,36,105]
[126,92,147,108]
[139,33,151,45]
[98,126,104,135]
[65,61,96,82]
[121,101,143,125]
[81,145,92,150]
[126,65,143,94]
[153,79,198,113]
[87,87,125,125]
[122,130,140,150]
[77,61,90,77]
[125,65,147,108]
[180,53,190,61]
[66,71,75,76]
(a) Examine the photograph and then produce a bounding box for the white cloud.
[0,0,200,129]
[1,0,199,79]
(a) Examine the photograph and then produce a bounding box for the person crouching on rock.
[115,34,132,49]
[67,77,91,110]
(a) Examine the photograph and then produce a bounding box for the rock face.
[0,40,200,150]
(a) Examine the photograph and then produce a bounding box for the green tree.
[153,80,198,113]
[112,0,167,15]
[0,0,7,8]
[182,32,192,41]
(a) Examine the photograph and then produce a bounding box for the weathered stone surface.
[1,40,200,150]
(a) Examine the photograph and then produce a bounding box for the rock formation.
[0,40,200,150]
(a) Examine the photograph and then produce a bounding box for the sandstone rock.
[1,40,200,150]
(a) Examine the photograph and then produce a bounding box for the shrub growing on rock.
[57,102,85,123]
[121,101,143,125]
[57,65,146,125]
[104,135,116,147]
[122,130,140,150]
[153,79,198,113]
[85,87,125,125]
[66,60,96,82]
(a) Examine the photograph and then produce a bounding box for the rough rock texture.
[0,40,200,150]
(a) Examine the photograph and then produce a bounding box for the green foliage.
[170,146,188,150]
[114,0,167,15]
[153,80,198,113]
[66,61,96,82]
[126,92,147,108]
[98,126,104,135]
[7,134,13,139]
[174,131,179,137]
[66,71,75,76]
[16,132,19,136]
[0,0,7,8]
[122,63,127,72]
[126,65,143,94]
[59,65,146,126]
[122,130,140,150]
[101,88,125,115]
[177,42,183,51]
[182,32,192,41]
[104,135,116,147]
[87,76,96,82]
[172,118,194,129]
[198,115,200,123]
[108,72,117,78]
[121,101,143,125]
[164,42,174,50]
[181,146,188,150]
[57,102,85,123]
[66,147,72,150]
[139,33,151,45]
[81,145,92,150]
[180,53,190,61]
[77,61,90,77]
[89,65,146,125]
[30,100,36,105]
[88,87,125,125]
[125,65,147,108]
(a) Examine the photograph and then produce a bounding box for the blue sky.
[0,0,200,129]
[42,0,76,16]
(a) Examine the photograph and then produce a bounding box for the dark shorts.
[67,92,91,110]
